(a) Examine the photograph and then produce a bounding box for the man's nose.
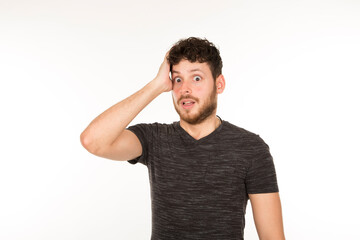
[180,80,192,95]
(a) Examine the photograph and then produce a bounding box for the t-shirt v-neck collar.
[173,118,225,145]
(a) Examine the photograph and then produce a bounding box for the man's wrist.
[148,78,170,95]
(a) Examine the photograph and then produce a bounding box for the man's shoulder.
[222,121,267,145]
[127,121,178,133]
[131,121,177,127]
[223,121,258,136]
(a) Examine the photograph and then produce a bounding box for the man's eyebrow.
[189,68,204,73]
[172,69,204,74]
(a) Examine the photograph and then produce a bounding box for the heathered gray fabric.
[127,120,278,240]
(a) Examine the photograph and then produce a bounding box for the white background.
[1,0,359,239]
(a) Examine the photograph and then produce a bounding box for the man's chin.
[175,107,196,122]
[179,113,204,125]
[175,104,216,125]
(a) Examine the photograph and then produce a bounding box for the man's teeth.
[183,101,193,105]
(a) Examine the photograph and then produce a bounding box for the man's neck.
[179,114,221,140]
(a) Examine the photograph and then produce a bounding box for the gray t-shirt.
[127,119,279,240]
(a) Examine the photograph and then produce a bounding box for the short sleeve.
[245,136,279,194]
[126,123,155,166]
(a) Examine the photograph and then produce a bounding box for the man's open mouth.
[180,99,196,109]
[182,100,195,106]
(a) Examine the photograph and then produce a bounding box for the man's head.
[167,37,223,81]
[168,37,225,125]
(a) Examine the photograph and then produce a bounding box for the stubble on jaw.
[173,85,217,125]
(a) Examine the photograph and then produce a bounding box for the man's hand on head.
[152,51,173,93]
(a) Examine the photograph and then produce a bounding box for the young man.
[80,37,285,240]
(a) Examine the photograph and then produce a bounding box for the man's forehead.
[172,60,210,74]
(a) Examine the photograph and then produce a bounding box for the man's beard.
[173,86,217,125]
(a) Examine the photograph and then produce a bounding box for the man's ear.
[215,74,225,94]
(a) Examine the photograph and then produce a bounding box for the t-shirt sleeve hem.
[247,187,279,195]
[126,127,146,165]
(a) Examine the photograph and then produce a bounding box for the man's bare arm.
[80,53,172,160]
[249,192,285,240]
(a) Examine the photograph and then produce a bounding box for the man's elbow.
[80,131,101,155]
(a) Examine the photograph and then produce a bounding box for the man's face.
[171,60,218,125]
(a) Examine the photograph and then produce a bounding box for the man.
[80,37,285,240]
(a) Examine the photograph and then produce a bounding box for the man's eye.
[175,77,181,83]
[194,76,201,81]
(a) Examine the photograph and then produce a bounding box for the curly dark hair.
[167,37,223,81]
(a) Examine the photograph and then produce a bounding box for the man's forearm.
[80,80,165,153]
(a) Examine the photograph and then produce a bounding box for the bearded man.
[80,37,285,240]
